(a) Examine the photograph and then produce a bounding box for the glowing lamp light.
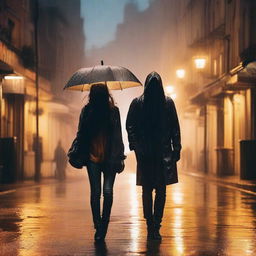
[165,85,174,94]
[194,58,206,69]
[4,75,24,80]
[170,93,177,100]
[165,85,177,100]
[176,69,185,79]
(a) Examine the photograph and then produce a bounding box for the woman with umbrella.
[66,63,141,241]
[68,84,126,241]
[126,71,181,240]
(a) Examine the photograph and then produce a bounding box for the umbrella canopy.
[63,65,142,91]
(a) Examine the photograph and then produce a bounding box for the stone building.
[0,0,86,182]
[173,0,256,178]
[0,0,42,182]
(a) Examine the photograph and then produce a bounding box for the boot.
[153,223,162,240]
[94,222,104,241]
[101,220,109,239]
[146,219,155,240]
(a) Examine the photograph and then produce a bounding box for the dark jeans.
[142,184,166,226]
[87,162,116,228]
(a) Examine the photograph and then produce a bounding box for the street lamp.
[165,85,174,94]
[170,93,177,100]
[194,58,206,69]
[176,69,185,79]
[165,85,177,100]
[4,75,24,80]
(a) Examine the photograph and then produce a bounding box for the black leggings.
[87,162,116,227]
[142,184,166,225]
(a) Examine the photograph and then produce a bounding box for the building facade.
[0,0,86,182]
[173,0,256,178]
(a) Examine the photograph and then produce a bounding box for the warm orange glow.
[4,75,24,80]
[176,69,185,79]
[165,85,174,94]
[165,85,177,100]
[194,58,206,69]
[171,93,177,100]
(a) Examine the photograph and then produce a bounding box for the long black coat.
[68,105,126,172]
[126,96,181,186]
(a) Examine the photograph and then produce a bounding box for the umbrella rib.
[83,65,96,84]
[109,67,116,83]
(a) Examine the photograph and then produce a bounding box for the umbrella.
[64,61,142,91]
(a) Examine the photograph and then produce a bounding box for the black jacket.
[126,96,181,186]
[68,105,126,172]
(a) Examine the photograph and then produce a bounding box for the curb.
[0,176,82,196]
[181,171,256,195]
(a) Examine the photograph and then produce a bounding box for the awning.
[226,61,256,89]
[190,75,226,105]
[0,61,13,75]
[190,62,256,105]
[2,77,25,94]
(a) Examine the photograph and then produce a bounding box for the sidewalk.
[181,170,256,194]
[2,169,256,196]
[0,174,83,195]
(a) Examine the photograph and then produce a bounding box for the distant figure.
[182,147,192,170]
[126,72,181,240]
[54,140,67,180]
[68,83,126,241]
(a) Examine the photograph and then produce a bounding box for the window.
[7,19,15,42]
[213,59,217,76]
[219,54,223,75]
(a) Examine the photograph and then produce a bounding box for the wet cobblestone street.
[1,169,256,256]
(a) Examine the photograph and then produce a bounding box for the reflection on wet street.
[1,170,256,256]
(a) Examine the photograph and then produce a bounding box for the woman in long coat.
[126,71,181,240]
[68,83,126,241]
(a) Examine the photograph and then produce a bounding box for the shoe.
[153,224,162,240]
[101,220,109,239]
[146,220,155,240]
[94,224,104,241]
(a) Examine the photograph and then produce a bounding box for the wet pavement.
[1,169,256,256]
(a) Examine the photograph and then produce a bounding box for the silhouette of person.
[68,83,126,241]
[54,140,67,180]
[126,72,181,240]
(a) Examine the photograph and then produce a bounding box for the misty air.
[0,0,256,255]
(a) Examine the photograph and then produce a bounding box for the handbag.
[67,138,87,169]
[106,159,125,173]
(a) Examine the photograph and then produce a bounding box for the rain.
[1,0,256,255]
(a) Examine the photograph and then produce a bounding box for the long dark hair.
[142,72,166,139]
[87,83,115,137]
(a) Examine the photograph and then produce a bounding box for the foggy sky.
[81,0,150,49]
[78,0,179,151]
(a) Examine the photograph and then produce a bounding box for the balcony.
[189,24,225,49]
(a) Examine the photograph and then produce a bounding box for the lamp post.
[34,0,40,182]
